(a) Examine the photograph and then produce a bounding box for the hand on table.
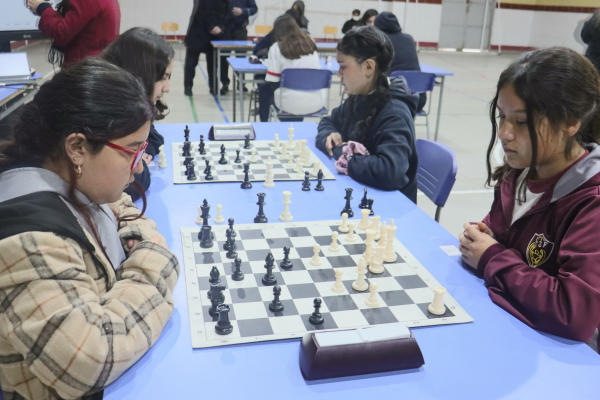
[458,222,498,269]
[210,26,223,35]
[26,0,47,15]
[126,235,169,255]
[232,7,243,16]
[325,132,343,156]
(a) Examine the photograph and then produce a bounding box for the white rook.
[428,286,447,315]
[279,191,293,222]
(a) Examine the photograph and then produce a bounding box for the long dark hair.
[272,14,316,59]
[337,26,394,145]
[360,9,378,26]
[486,47,600,201]
[291,1,307,28]
[0,58,156,259]
[102,28,174,120]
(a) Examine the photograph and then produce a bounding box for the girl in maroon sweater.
[459,47,600,350]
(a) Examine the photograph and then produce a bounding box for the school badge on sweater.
[526,233,554,267]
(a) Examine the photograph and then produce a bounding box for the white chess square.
[307,226,334,236]
[258,285,292,301]
[384,262,415,277]
[340,234,364,244]
[321,245,350,258]
[301,257,332,270]
[331,309,369,329]
[270,247,300,260]
[293,297,330,315]
[389,304,428,322]
[367,277,403,292]
[262,228,289,239]
[290,236,317,247]
[404,287,435,304]
[280,270,313,285]
[242,239,270,250]
[225,275,259,289]
[204,320,242,341]
[269,315,306,334]
[232,302,269,320]
[350,292,386,309]
[314,281,349,297]
[196,263,225,278]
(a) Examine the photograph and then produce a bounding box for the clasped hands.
[458,222,498,269]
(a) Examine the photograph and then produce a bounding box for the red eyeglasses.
[105,141,149,171]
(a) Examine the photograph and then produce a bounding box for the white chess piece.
[288,123,295,147]
[329,231,340,252]
[310,161,320,176]
[383,221,397,263]
[345,223,357,242]
[286,155,295,169]
[158,145,167,168]
[358,208,370,230]
[280,142,289,160]
[428,286,447,315]
[273,134,281,151]
[369,246,385,273]
[331,269,345,293]
[365,283,380,307]
[368,216,381,240]
[338,213,349,233]
[378,221,388,247]
[214,204,225,224]
[279,191,293,222]
[352,258,368,291]
[195,205,203,224]
[310,244,322,266]
[263,162,275,188]
[302,147,311,167]
[250,148,257,163]
[295,158,304,178]
[363,229,375,265]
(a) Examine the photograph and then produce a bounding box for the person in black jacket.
[102,28,174,201]
[315,26,419,203]
[291,1,309,30]
[342,9,361,34]
[374,11,426,112]
[184,0,232,96]
[582,9,600,75]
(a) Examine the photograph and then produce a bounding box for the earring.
[76,164,82,178]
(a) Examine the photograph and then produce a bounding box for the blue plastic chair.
[390,71,436,140]
[269,68,332,121]
[416,139,457,222]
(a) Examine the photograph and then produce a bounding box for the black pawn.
[208,283,226,316]
[359,187,369,209]
[225,235,238,259]
[215,304,233,335]
[302,171,311,191]
[223,229,232,250]
[244,133,251,149]
[309,298,324,325]
[315,170,324,191]
[269,285,284,312]
[254,193,268,223]
[184,125,190,141]
[262,252,277,285]
[198,135,206,154]
[205,165,214,180]
[232,257,244,281]
[341,188,354,217]
[187,164,197,181]
[279,246,293,269]
[228,218,237,238]
[234,149,241,163]
[218,144,227,164]
[368,198,374,216]
[241,163,252,189]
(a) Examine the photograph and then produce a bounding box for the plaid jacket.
[0,194,180,400]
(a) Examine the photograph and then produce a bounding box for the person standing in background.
[291,1,309,31]
[26,0,120,66]
[342,9,361,34]
[360,9,378,27]
[228,0,258,93]
[582,9,600,75]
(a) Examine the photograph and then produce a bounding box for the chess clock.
[208,123,257,141]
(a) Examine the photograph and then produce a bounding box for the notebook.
[0,53,33,85]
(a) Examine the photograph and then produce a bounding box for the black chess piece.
[225,235,238,259]
[279,246,293,269]
[223,229,232,251]
[184,125,190,141]
[218,144,227,164]
[359,187,369,209]
[209,266,221,284]
[244,133,251,149]
[232,257,244,281]
[208,283,226,316]
[254,193,267,223]
[302,172,311,191]
[241,163,252,189]
[228,218,237,238]
[262,252,277,285]
[182,145,191,158]
[341,188,354,218]
[269,285,284,312]
[198,135,206,154]
[184,163,191,176]
[205,165,214,180]
[368,198,374,216]
[204,159,210,174]
[234,149,241,163]
[309,298,324,325]
[314,170,324,191]
[187,164,197,181]
[199,225,213,248]
[215,304,233,335]
[200,199,211,226]
[184,156,193,167]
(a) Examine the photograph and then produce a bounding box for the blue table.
[0,72,42,121]
[419,63,453,142]
[104,122,600,400]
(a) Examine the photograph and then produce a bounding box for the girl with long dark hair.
[360,9,378,27]
[458,47,600,351]
[0,59,179,399]
[315,26,419,202]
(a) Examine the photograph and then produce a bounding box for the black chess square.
[263,299,298,317]
[287,283,320,299]
[308,269,337,283]
[328,255,356,268]
[396,275,428,289]
[344,244,367,255]
[313,236,333,246]
[379,290,414,306]
[360,308,398,325]
[359,233,367,240]
[239,230,265,240]
[219,170,236,176]
[365,268,392,279]
[301,313,338,331]
[266,238,293,249]
[216,241,245,252]
[238,318,274,337]
[278,258,304,271]
[322,295,358,312]
[246,249,276,262]
[417,303,455,318]
[194,252,221,265]
[252,272,284,287]
[229,287,262,303]
[202,305,237,322]
[285,227,311,237]
[294,246,321,258]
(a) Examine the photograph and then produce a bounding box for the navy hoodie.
[316,77,419,203]
[374,12,421,74]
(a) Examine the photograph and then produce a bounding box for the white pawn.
[358,208,370,230]
[280,142,289,160]
[368,216,381,240]
[286,155,295,169]
[369,245,385,274]
[365,282,380,307]
[345,223,357,242]
[214,204,225,224]
[331,268,345,293]
[352,257,368,291]
[310,161,320,176]
[329,231,340,252]
[338,213,349,233]
[250,148,257,163]
[310,244,322,266]
[195,205,203,224]
[273,134,281,150]
[428,286,447,315]
[383,221,397,263]
[279,191,293,222]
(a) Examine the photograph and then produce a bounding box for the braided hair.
[337,26,394,147]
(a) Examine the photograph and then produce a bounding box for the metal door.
[438,0,495,50]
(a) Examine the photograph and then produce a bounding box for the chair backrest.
[279,69,332,91]
[390,71,436,93]
[416,139,457,208]
[323,26,338,35]
[255,25,272,35]
[161,22,179,33]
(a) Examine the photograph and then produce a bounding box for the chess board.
[181,220,473,348]
[171,140,337,184]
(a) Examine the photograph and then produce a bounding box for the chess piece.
[198,134,204,152]
[184,156,193,167]
[204,165,214,180]
[241,163,252,189]
[345,223,357,242]
[365,283,379,307]
[352,257,368,291]
[287,124,295,147]
[383,221,397,263]
[187,164,197,180]
[428,286,447,315]
[254,193,268,223]
[234,149,241,163]
[341,188,354,218]
[214,204,224,223]
[158,145,167,168]
[314,170,324,191]
[310,244,322,266]
[301,146,311,167]
[228,218,237,238]
[215,304,233,335]
[280,246,293,269]
[250,148,257,163]
[294,157,303,175]
[293,138,302,155]
[368,216,381,240]
[269,285,284,312]
[199,224,213,248]
[195,205,203,224]
[338,213,349,232]
[208,283,226,316]
[263,160,275,188]
[204,159,210,174]
[358,208,370,230]
[311,161,320,176]
[231,257,244,281]
[368,198,375,216]
[244,133,251,149]
[309,298,324,325]
[279,191,293,222]
[363,229,375,265]
[223,229,232,251]
[301,172,311,191]
[273,134,281,151]
[378,221,388,247]
[286,155,295,169]
[209,266,221,284]
[207,279,226,302]
[262,253,277,285]
[369,246,385,274]
[329,232,340,252]
[331,269,345,293]
[184,125,190,141]
[280,142,289,160]
[225,235,238,259]
[359,187,369,209]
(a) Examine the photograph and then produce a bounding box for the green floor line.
[188,95,199,124]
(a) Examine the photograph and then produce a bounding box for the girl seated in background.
[102,27,174,201]
[0,59,179,399]
[360,9,378,27]
[459,47,600,351]
[259,14,326,122]
[315,26,419,203]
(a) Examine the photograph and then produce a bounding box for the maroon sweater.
[478,144,600,351]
